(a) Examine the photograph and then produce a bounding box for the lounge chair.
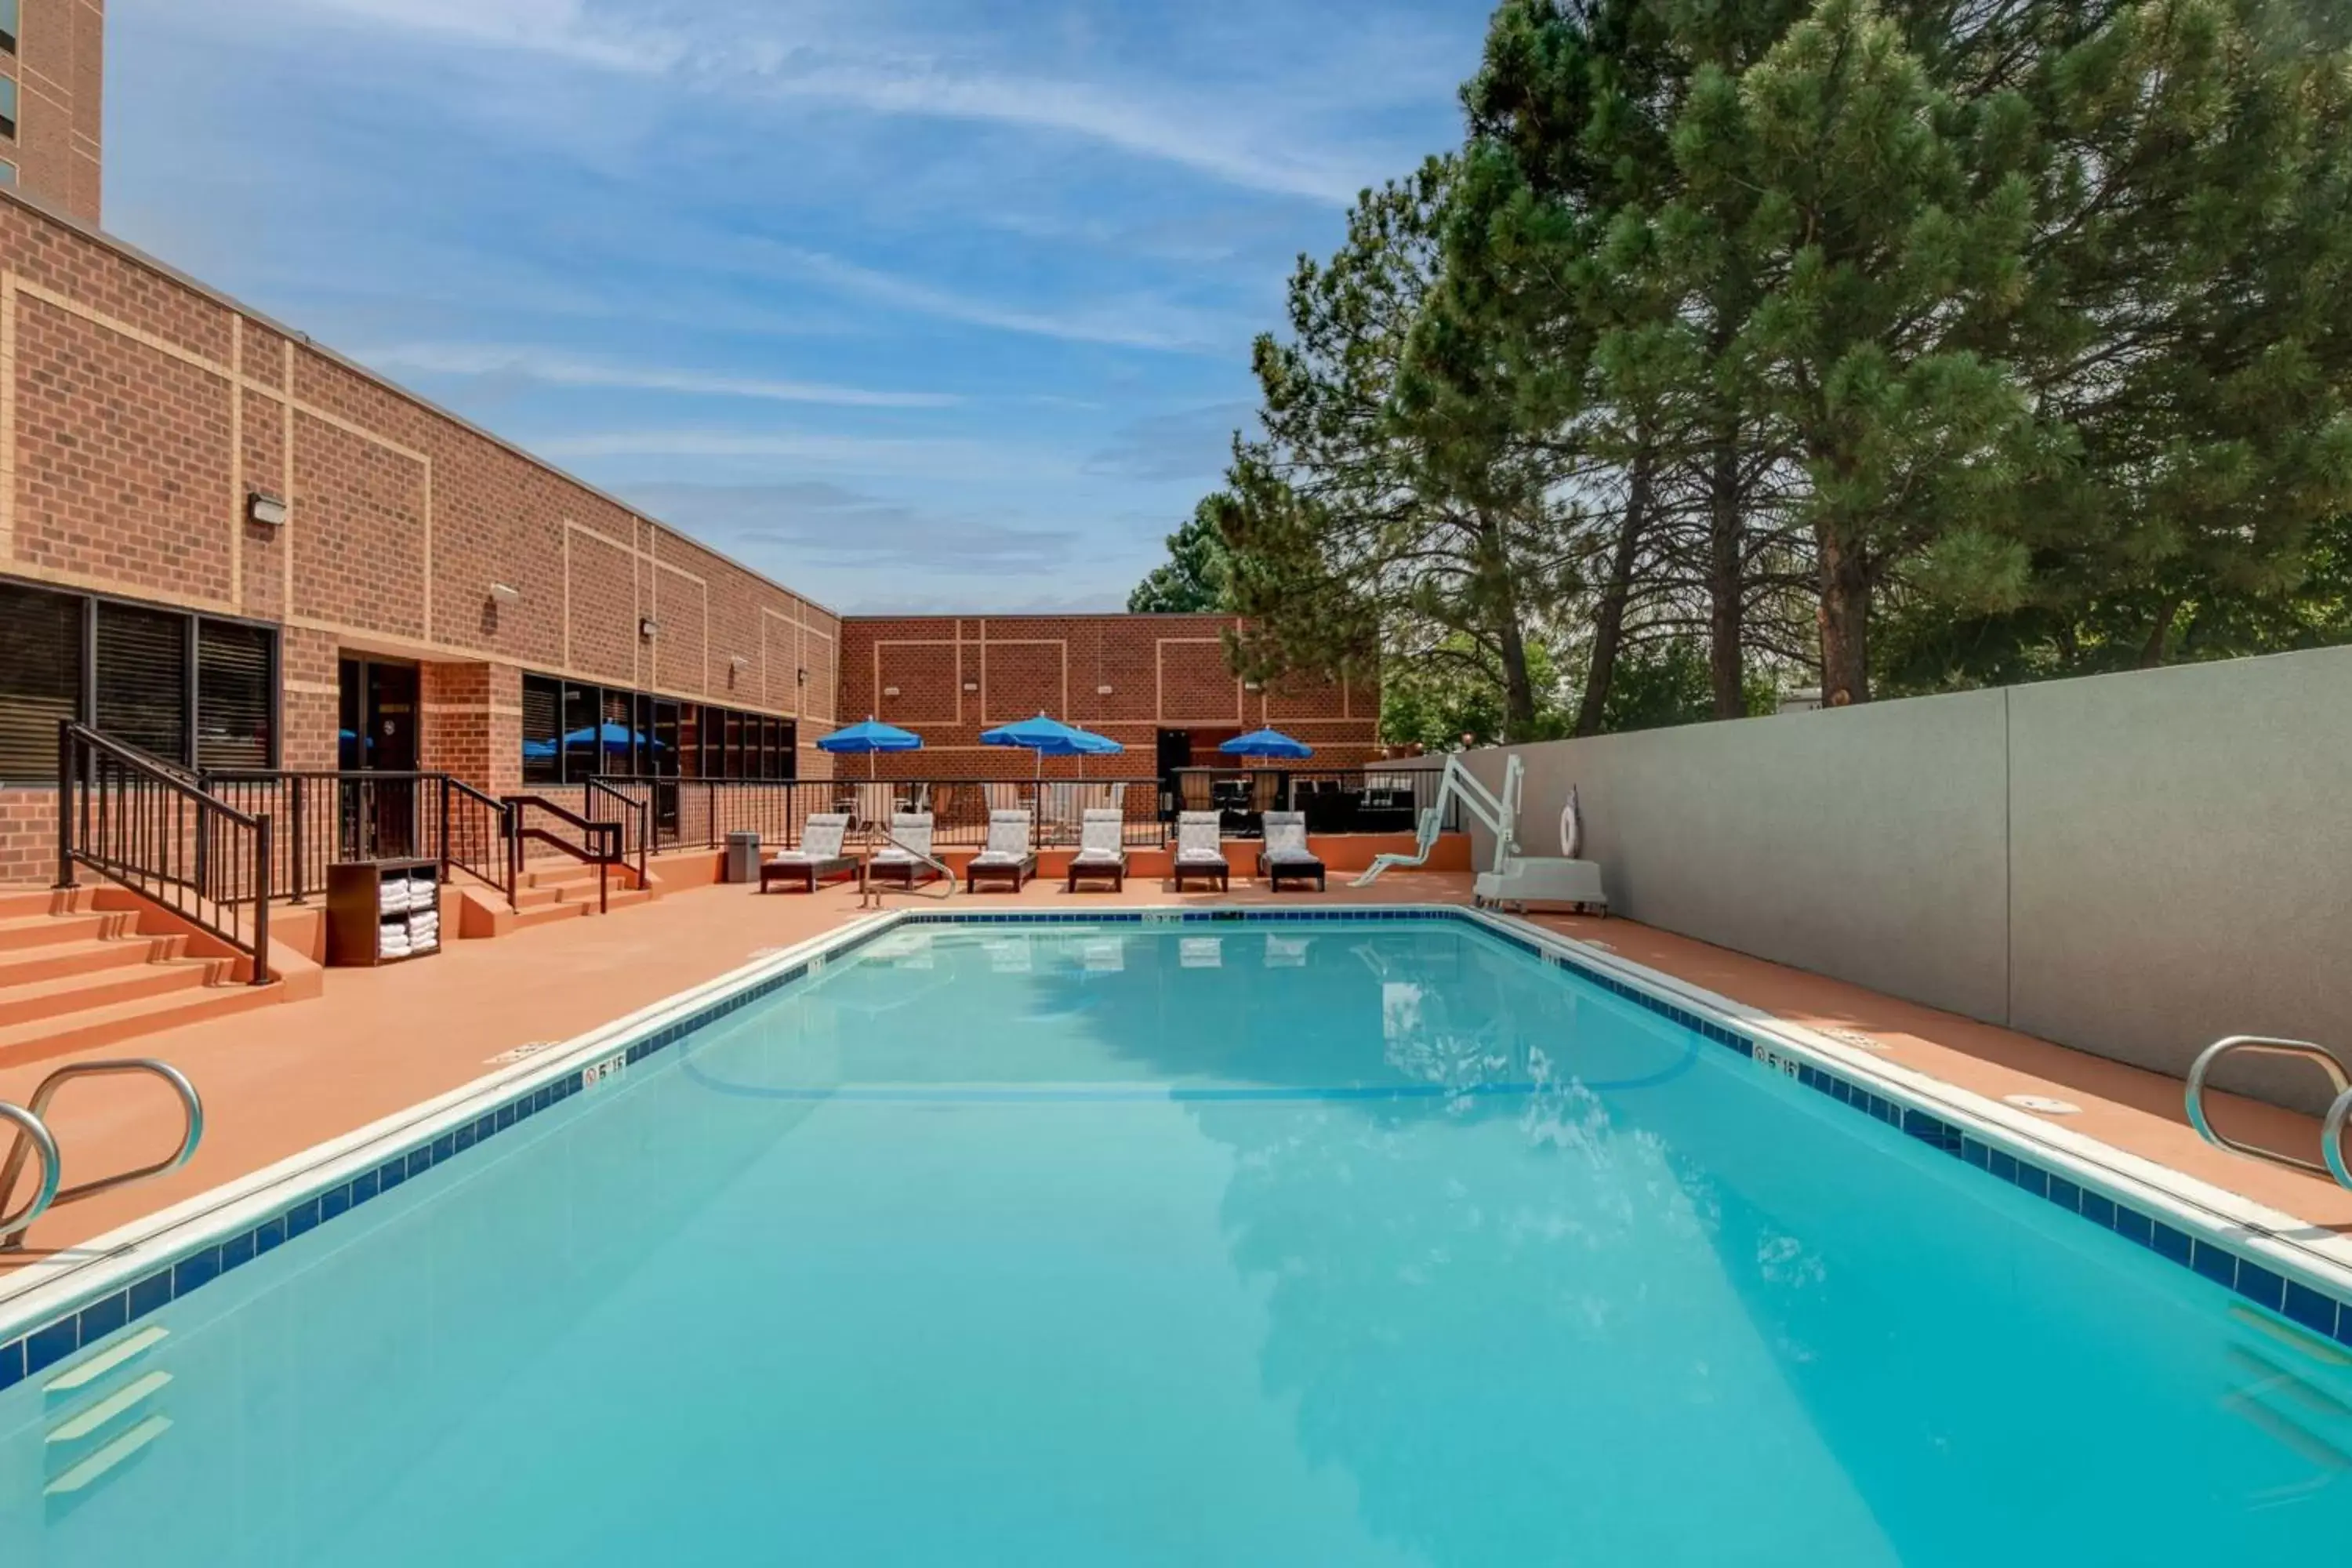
[868,811,943,887]
[1170,811,1229,892]
[967,809,1039,892]
[760,813,858,893]
[1065,808,1128,892]
[1255,811,1327,892]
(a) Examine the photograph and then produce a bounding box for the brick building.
[2,0,102,224]
[0,2,1387,889]
[0,184,841,883]
[837,615,1379,789]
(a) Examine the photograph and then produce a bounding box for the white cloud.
[770,249,1232,353]
[350,343,958,408]
[299,0,681,71]
[751,57,1376,204]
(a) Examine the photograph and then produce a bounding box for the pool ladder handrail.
[0,1059,205,1249]
[856,822,957,909]
[2185,1035,2352,1190]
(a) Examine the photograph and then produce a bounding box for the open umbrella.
[818,717,924,779]
[1220,728,1313,761]
[980,713,1123,778]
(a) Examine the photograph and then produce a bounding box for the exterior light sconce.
[640,618,658,640]
[729,655,751,671]
[488,583,521,606]
[883,685,902,698]
[797,667,808,687]
[247,490,289,528]
[1096,684,1114,696]
[963,681,980,693]
[1243,681,1264,692]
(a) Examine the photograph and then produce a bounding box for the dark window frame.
[0,574,280,784]
[515,671,795,786]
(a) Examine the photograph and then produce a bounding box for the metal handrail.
[0,1103,60,1243]
[2185,1035,2352,1189]
[857,822,957,909]
[0,1060,204,1249]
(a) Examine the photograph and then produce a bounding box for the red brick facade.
[837,615,1380,780]
[0,187,839,882]
[4,2,104,227]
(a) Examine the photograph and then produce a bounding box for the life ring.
[1559,786,1583,859]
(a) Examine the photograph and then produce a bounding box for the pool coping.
[6,902,2352,1389]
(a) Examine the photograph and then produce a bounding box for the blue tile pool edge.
[4,903,2348,1392]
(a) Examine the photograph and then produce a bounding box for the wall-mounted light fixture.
[883,685,901,698]
[963,681,980,693]
[246,490,289,528]
[1096,684,1115,696]
[797,667,808,687]
[488,583,521,606]
[729,655,751,672]
[1243,681,1264,693]
[639,618,659,640]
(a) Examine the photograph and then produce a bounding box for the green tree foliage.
[1126,0,2352,733]
[1127,501,1232,612]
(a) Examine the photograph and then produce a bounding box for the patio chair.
[1170,811,1229,892]
[1255,811,1327,892]
[1065,808,1128,892]
[759,812,857,893]
[967,809,1039,892]
[868,811,943,887]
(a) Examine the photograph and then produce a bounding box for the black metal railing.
[507,796,622,915]
[57,723,273,985]
[442,777,514,907]
[586,777,1169,854]
[1169,766,1456,837]
[203,770,516,904]
[583,778,651,887]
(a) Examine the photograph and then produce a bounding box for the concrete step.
[0,960,224,1026]
[0,934,183,989]
[0,982,281,1068]
[0,889,70,920]
[0,911,132,953]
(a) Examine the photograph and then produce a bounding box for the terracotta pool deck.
[4,872,2345,1269]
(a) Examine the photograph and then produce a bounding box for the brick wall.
[835,615,1380,779]
[0,187,838,800]
[6,2,104,227]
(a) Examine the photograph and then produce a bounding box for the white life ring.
[1559,786,1583,859]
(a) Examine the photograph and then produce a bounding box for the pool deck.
[4,872,2346,1269]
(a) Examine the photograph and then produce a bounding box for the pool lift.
[1352,754,1607,915]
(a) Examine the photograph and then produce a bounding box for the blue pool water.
[4,919,2350,1564]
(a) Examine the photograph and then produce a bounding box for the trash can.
[724,831,761,884]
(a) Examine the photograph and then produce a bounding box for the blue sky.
[107,0,1491,613]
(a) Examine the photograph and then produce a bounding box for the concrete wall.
[1466,646,2352,1108]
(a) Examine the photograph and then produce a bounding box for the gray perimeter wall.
[1462,645,2352,1109]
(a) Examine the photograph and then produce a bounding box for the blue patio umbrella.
[524,722,659,762]
[1221,728,1314,761]
[981,713,1123,777]
[818,717,924,778]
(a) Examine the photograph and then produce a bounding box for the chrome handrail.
[2185,1036,2352,1189]
[0,1103,61,1243]
[0,1060,205,1249]
[857,824,957,909]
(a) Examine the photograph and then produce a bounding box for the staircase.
[506,859,659,931]
[0,890,281,1064]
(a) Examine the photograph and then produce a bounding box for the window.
[196,622,274,768]
[514,673,792,784]
[94,603,189,764]
[521,674,561,785]
[0,1,17,54]
[0,77,18,140]
[0,578,280,782]
[0,582,79,782]
[0,162,15,187]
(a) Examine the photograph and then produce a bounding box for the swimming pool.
[4,911,2350,1564]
